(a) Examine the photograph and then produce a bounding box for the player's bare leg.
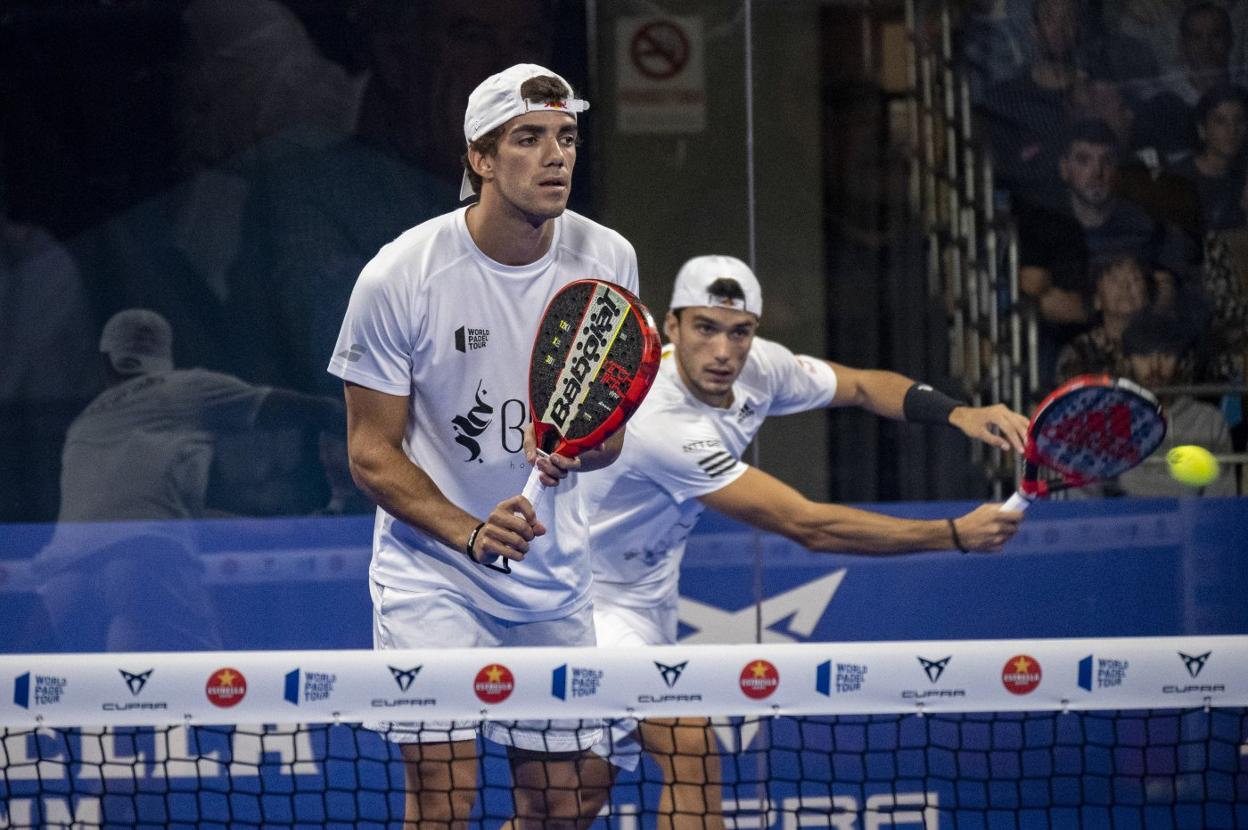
[400,739,478,829]
[507,748,613,829]
[640,718,725,830]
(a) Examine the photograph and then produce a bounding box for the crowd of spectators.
[966,0,1248,485]
[0,0,1240,540]
[0,0,575,526]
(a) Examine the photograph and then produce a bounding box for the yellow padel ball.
[1165,445,1219,488]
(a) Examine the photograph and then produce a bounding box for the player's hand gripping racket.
[1002,374,1167,511]
[522,279,662,508]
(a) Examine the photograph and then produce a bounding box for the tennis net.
[2,636,1246,828]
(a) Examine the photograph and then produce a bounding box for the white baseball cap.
[669,255,763,317]
[99,309,174,375]
[459,63,589,200]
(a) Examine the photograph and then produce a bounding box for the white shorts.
[369,579,600,752]
[591,594,678,770]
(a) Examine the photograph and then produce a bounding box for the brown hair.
[462,76,577,196]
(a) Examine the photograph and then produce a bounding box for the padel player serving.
[576,255,1028,826]
[329,64,633,828]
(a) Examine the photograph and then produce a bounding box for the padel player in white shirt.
[328,64,636,827]
[576,255,1028,828]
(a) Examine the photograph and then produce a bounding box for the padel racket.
[1002,374,1167,511]
[521,280,661,505]
[482,280,660,574]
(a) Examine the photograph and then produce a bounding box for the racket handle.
[1002,491,1034,512]
[521,464,547,509]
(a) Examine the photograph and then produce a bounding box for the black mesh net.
[3,708,1246,828]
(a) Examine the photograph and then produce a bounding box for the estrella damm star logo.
[205,667,247,708]
[1001,654,1042,695]
[739,659,779,700]
[474,664,515,704]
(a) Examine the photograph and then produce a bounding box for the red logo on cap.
[1002,655,1042,695]
[739,660,779,699]
[474,664,515,704]
[206,667,247,707]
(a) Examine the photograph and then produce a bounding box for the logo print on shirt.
[452,380,494,462]
[454,326,490,353]
[337,344,367,363]
[697,451,736,478]
[736,401,756,423]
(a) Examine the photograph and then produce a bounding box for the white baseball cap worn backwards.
[99,308,175,375]
[459,63,589,201]
[669,255,764,318]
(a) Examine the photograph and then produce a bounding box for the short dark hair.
[1180,2,1231,39]
[1194,82,1248,129]
[1064,118,1119,154]
[463,75,578,196]
[1121,310,1192,357]
[672,278,747,321]
[1089,252,1154,298]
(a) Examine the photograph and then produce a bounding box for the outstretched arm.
[699,466,1022,554]
[829,362,1028,453]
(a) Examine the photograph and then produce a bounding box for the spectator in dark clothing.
[1171,83,1248,232]
[1072,75,1204,244]
[1017,119,1200,380]
[225,0,558,396]
[981,0,1087,200]
[1138,3,1248,161]
[1054,253,1153,382]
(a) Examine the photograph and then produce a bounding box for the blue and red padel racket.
[1003,374,1167,511]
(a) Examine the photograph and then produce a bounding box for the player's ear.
[467,145,494,184]
[663,311,681,342]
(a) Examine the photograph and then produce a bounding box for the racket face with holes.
[528,280,662,458]
[1019,374,1167,496]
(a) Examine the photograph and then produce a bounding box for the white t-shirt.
[37,369,270,573]
[327,206,639,622]
[581,337,838,609]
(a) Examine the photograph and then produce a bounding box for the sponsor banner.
[1,637,1245,728]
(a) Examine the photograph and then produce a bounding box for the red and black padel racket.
[483,280,659,574]
[522,279,661,505]
[1003,374,1167,511]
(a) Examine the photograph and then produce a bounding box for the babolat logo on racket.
[474,664,515,704]
[739,660,779,700]
[104,668,167,712]
[371,665,434,708]
[638,660,702,704]
[1164,650,1225,695]
[902,656,964,699]
[205,668,247,708]
[544,287,628,430]
[1001,655,1042,695]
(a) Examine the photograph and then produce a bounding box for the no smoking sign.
[616,16,705,133]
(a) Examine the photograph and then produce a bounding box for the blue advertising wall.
[3,497,1244,654]
[1,498,1245,828]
